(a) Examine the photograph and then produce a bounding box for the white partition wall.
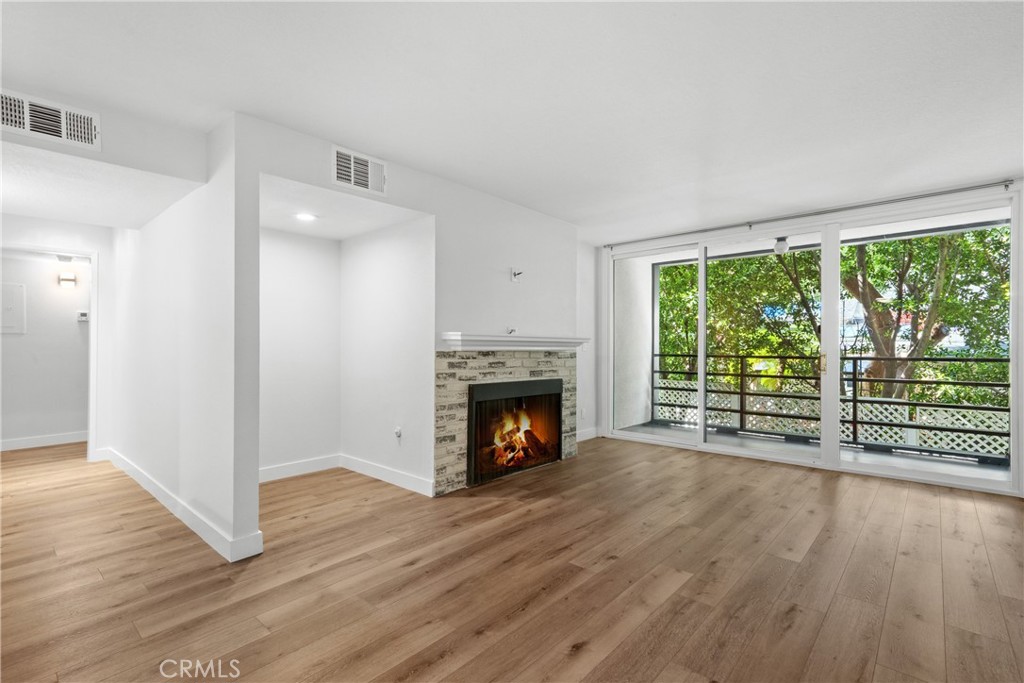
[612,256,654,430]
[258,228,343,481]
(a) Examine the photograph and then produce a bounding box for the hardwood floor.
[2,439,1022,683]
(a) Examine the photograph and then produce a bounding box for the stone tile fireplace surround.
[434,350,577,495]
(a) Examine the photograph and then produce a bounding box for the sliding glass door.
[608,194,1016,490]
[702,233,823,459]
[837,208,1013,478]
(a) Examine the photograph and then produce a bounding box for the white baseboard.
[576,427,598,442]
[2,430,88,452]
[94,447,263,562]
[260,453,340,482]
[337,452,434,497]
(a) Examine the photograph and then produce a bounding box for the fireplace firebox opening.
[467,379,563,486]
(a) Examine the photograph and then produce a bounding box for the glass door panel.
[704,234,823,457]
[838,208,1012,479]
[653,258,700,434]
[611,246,699,442]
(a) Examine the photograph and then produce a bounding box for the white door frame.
[819,224,842,470]
[1,242,100,460]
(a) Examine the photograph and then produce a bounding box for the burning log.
[487,442,522,467]
[489,409,540,468]
[523,429,548,459]
[498,425,520,445]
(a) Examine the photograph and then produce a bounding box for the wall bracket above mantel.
[440,332,589,351]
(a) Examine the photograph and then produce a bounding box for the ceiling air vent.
[332,145,386,196]
[1,90,101,150]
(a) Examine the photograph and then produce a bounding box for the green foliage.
[657,262,698,376]
[705,251,821,357]
[840,226,1010,358]
[657,224,1011,407]
[903,356,1009,407]
[840,225,1010,404]
[658,250,822,393]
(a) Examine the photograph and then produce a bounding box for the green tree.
[659,249,822,393]
[657,262,698,376]
[657,224,1011,406]
[841,226,1010,401]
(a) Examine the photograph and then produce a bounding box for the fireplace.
[467,378,563,486]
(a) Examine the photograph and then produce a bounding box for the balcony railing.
[652,353,1011,467]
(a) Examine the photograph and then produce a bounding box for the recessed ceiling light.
[295,212,317,222]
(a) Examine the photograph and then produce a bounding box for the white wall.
[386,164,578,340]
[231,115,579,344]
[0,111,580,562]
[102,118,261,561]
[337,217,436,494]
[259,228,342,479]
[576,243,598,440]
[231,113,577,500]
[258,219,435,492]
[0,83,206,183]
[1,250,90,449]
[613,255,654,429]
[0,215,115,456]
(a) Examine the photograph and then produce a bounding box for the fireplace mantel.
[440,332,589,351]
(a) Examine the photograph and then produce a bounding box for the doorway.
[702,231,823,461]
[1,247,94,454]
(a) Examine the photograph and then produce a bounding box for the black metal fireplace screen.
[467,378,563,486]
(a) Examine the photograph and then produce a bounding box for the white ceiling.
[1,142,201,230]
[260,175,429,240]
[2,3,1021,245]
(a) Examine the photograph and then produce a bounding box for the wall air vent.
[332,145,386,196]
[1,90,101,150]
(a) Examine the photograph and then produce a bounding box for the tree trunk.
[840,239,954,401]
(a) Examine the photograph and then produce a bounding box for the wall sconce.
[58,272,78,288]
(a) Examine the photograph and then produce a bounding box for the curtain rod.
[603,178,1015,249]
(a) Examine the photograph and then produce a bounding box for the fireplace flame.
[492,409,546,467]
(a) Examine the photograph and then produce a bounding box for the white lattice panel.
[749,394,818,415]
[841,401,908,445]
[656,405,699,424]
[747,393,820,436]
[917,407,1009,457]
[653,376,1008,459]
[705,409,738,428]
[655,380,737,426]
[654,387,695,407]
[746,415,819,436]
[705,383,736,411]
[654,379,696,424]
